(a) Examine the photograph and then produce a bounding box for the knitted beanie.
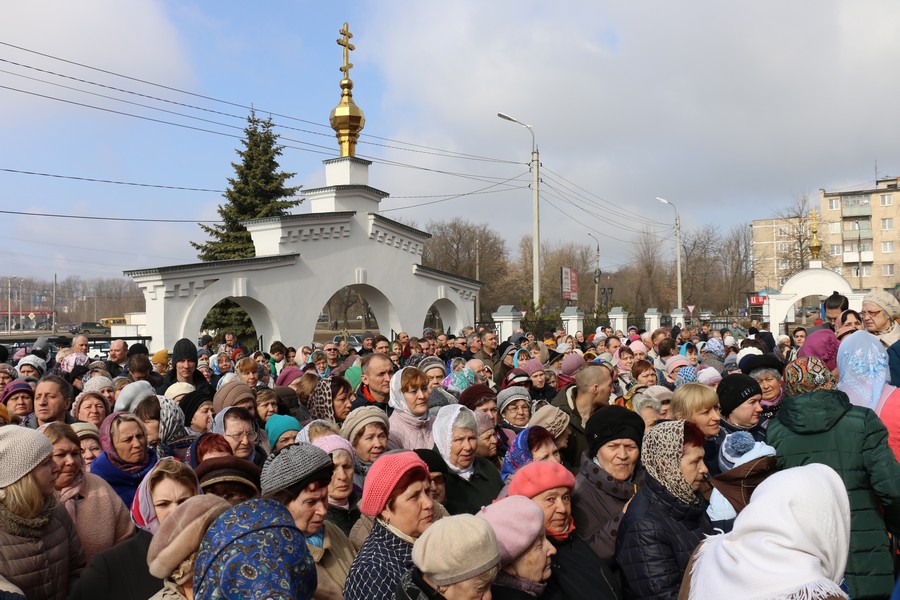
[341,406,390,444]
[864,290,900,319]
[417,356,446,376]
[71,421,100,441]
[172,338,197,365]
[16,354,46,376]
[128,343,150,357]
[360,451,428,517]
[151,349,168,365]
[147,494,230,580]
[665,355,690,375]
[311,434,356,462]
[497,386,530,414]
[717,374,763,417]
[83,376,114,395]
[412,514,500,586]
[527,405,571,439]
[478,495,545,566]
[213,381,255,414]
[1,380,34,405]
[519,359,544,377]
[114,380,157,413]
[458,384,496,410]
[265,414,302,449]
[585,405,645,457]
[195,455,261,494]
[560,353,586,376]
[0,427,53,488]
[719,431,756,471]
[260,442,333,496]
[179,390,213,427]
[275,366,303,387]
[508,460,575,499]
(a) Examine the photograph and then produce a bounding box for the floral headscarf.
[836,330,889,411]
[60,352,90,374]
[433,405,477,480]
[307,377,336,423]
[642,420,699,505]
[442,368,475,396]
[783,357,836,398]
[797,330,840,371]
[500,426,537,482]
[705,338,725,359]
[100,412,152,474]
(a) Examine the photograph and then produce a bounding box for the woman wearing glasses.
[212,407,267,468]
[861,291,900,349]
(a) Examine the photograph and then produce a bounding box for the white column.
[491,305,524,341]
[644,308,661,332]
[608,307,628,334]
[560,307,584,337]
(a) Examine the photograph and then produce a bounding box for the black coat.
[614,476,713,600]
[68,528,161,600]
[441,455,503,515]
[154,368,211,396]
[326,494,361,538]
[547,533,621,600]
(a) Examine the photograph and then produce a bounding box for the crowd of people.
[1,288,900,599]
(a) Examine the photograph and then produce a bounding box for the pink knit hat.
[508,460,575,499]
[665,355,690,375]
[360,451,429,517]
[560,353,585,376]
[520,359,544,377]
[311,434,356,462]
[478,495,546,566]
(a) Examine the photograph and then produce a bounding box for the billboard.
[561,267,579,301]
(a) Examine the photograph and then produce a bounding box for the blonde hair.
[148,459,199,494]
[672,382,719,419]
[306,420,341,442]
[1,470,47,519]
[235,357,258,375]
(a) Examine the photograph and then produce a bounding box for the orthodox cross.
[337,22,355,79]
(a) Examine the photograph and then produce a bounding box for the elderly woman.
[1,379,34,421]
[71,422,102,471]
[388,367,435,450]
[615,420,714,599]
[0,427,85,599]
[89,411,159,507]
[312,435,361,537]
[265,414,302,453]
[397,514,500,600]
[862,290,900,349]
[308,375,353,425]
[672,382,722,475]
[344,452,435,600]
[146,495,230,600]
[480,495,557,600]
[212,406,267,468]
[341,406,390,493]
[508,461,621,600]
[433,404,503,515]
[739,353,786,425]
[261,443,357,600]
[134,395,193,460]
[40,423,131,562]
[71,391,110,428]
[497,386,532,434]
[500,426,561,483]
[460,384,512,459]
[572,405,645,562]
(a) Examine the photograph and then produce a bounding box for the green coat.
[767,389,900,600]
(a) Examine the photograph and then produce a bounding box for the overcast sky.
[2,0,898,285]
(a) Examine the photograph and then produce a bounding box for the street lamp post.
[587,232,601,319]
[656,197,683,312]
[498,112,540,312]
[6,277,13,333]
[855,219,863,291]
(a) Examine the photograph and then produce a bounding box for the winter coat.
[767,389,900,600]
[442,455,503,515]
[89,448,159,509]
[350,384,390,414]
[492,570,561,600]
[388,410,435,451]
[60,472,133,563]
[395,568,444,600]
[548,532,621,600]
[877,387,900,461]
[345,520,413,600]
[572,452,642,562]
[326,494,360,538]
[0,501,85,600]
[69,528,162,600]
[308,521,356,600]
[154,369,211,396]
[551,385,590,474]
[615,475,714,600]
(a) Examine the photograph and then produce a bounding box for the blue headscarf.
[836,330,889,411]
[500,426,537,482]
[705,338,725,359]
[675,365,699,389]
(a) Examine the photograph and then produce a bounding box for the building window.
[778,260,789,269]
[884,264,896,277]
[778,242,789,253]
[846,219,871,231]
[883,241,895,253]
[844,241,873,252]
[883,218,894,231]
[829,198,840,210]
[830,244,842,256]
[851,266,872,277]
[829,222,841,234]
[842,195,870,208]
[882,194,893,207]
[834,267,843,275]
[778,227,788,237]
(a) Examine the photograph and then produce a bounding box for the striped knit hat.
[0,426,53,488]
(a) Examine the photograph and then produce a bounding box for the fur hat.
[0,427,53,488]
[412,515,499,586]
[479,495,547,567]
[360,451,428,517]
[259,442,333,496]
[147,495,230,581]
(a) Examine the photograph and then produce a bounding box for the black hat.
[717,374,763,417]
[172,338,197,365]
[414,448,448,475]
[128,343,150,357]
[180,389,213,427]
[585,405,645,458]
[739,353,785,376]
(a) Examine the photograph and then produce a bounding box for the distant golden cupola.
[330,22,365,157]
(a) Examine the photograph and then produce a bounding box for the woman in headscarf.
[432,404,503,515]
[133,395,194,460]
[615,420,714,599]
[613,345,636,396]
[797,329,840,377]
[307,375,353,426]
[89,412,159,508]
[768,355,900,600]
[701,338,726,373]
[387,367,435,450]
[499,426,561,484]
[681,464,850,600]
[312,435,361,537]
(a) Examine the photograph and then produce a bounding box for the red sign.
[561,267,579,301]
[749,295,767,306]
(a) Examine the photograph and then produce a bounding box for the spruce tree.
[191,110,301,344]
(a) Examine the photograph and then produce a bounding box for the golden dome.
[330,23,365,157]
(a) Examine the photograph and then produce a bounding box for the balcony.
[843,251,874,263]
[842,204,872,218]
[843,229,873,240]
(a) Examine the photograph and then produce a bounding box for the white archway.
[767,267,865,334]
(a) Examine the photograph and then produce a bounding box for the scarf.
[387,368,428,421]
[876,321,900,349]
[131,457,202,533]
[546,518,576,542]
[100,412,152,474]
[836,330,889,411]
[378,517,418,545]
[493,570,547,597]
[433,405,477,481]
[500,426,536,482]
[0,497,57,539]
[705,338,725,359]
[57,467,86,523]
[306,529,325,548]
[797,329,840,371]
[783,357,836,398]
[689,464,849,600]
[642,420,699,505]
[442,368,475,395]
[307,377,337,422]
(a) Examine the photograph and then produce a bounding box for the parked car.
[69,322,111,336]
[332,334,363,352]
[87,341,110,361]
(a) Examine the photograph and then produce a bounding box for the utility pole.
[52,274,57,332]
[856,220,863,291]
[475,237,481,323]
[588,232,601,320]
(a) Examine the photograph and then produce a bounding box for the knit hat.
[128,343,149,357]
[311,434,355,462]
[412,515,500,586]
[665,355,690,376]
[147,495,231,580]
[508,460,575,499]
[479,495,547,567]
[0,426,53,488]
[502,369,530,389]
[260,442,333,496]
[275,366,303,388]
[83,376,114,395]
[151,349,168,365]
[696,368,722,386]
[360,451,428,517]
[179,390,213,427]
[585,405,645,458]
[213,381,255,414]
[458,384,496,410]
[164,382,195,400]
[417,356,446,376]
[497,386,530,414]
[864,290,900,319]
[520,359,544,376]
[735,347,763,372]
[527,405,571,440]
[717,374,762,417]
[560,353,585,376]
[1,380,34,405]
[71,391,110,420]
[71,421,100,442]
[195,455,261,495]
[341,406,390,444]
[114,380,157,413]
[16,354,46,376]
[265,414,302,449]
[414,448,448,475]
[172,338,197,365]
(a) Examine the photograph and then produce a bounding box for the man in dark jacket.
[155,338,211,395]
[350,353,393,413]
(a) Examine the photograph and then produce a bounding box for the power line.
[380,172,531,212]
[0,168,225,192]
[0,209,218,224]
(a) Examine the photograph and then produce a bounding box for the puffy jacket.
[768,389,900,600]
[388,410,435,451]
[0,501,85,600]
[615,476,713,600]
[548,532,621,600]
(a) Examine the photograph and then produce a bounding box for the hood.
[776,389,851,434]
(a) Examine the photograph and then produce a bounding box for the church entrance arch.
[425,299,462,336]
[182,279,281,349]
[767,267,863,334]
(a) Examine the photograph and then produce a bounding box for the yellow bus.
[99,317,126,328]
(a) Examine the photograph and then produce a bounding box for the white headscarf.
[387,368,428,421]
[689,463,850,600]
[836,330,891,412]
[432,404,477,481]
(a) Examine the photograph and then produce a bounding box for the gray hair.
[749,367,781,381]
[632,393,662,415]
